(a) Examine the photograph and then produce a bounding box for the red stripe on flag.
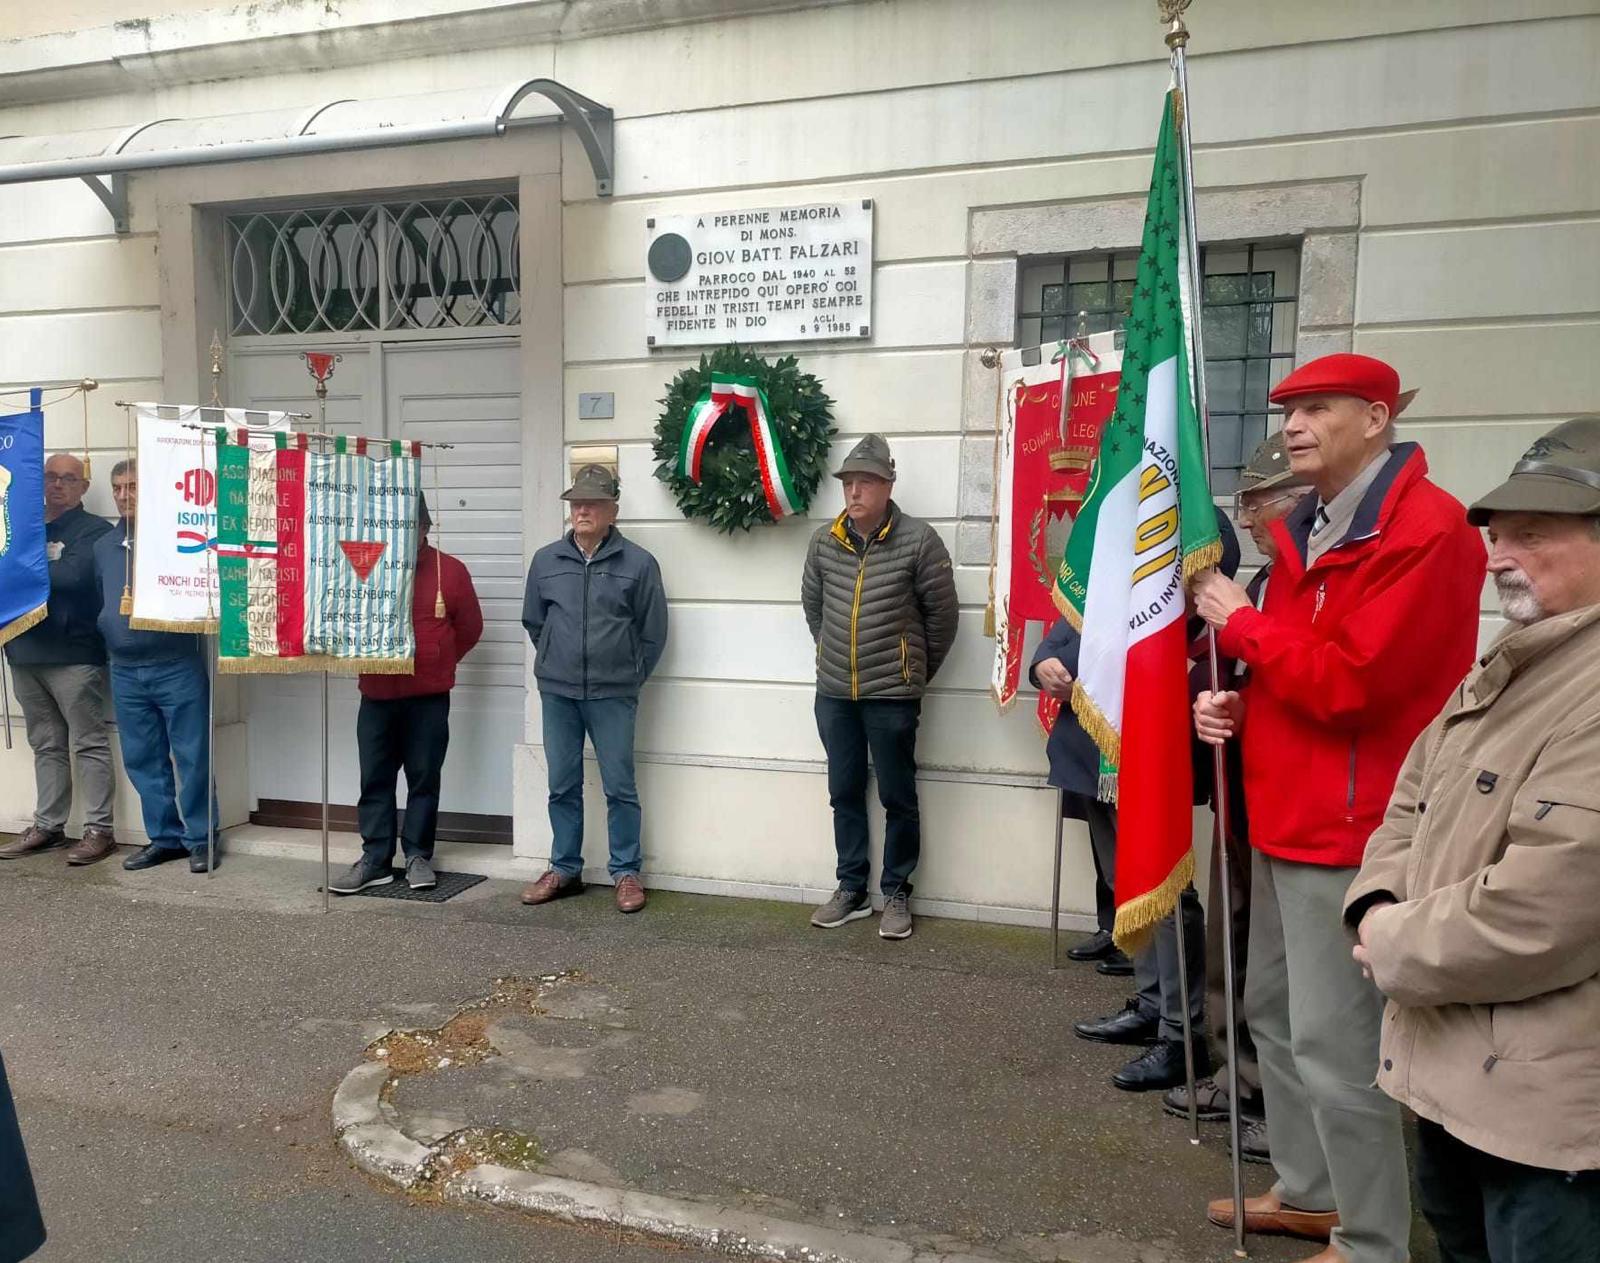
[1113,617,1195,916]
[356,436,368,457]
[275,446,307,658]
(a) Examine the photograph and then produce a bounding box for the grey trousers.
[1083,797,1204,1042]
[9,662,115,833]
[1246,853,1410,1263]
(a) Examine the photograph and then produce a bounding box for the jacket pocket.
[900,633,911,685]
[1489,979,1600,1064]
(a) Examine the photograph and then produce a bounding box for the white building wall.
[0,0,1595,919]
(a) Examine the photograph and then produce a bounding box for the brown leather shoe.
[66,827,118,866]
[1293,1247,1351,1263]
[1206,1190,1338,1241]
[614,873,646,914]
[0,826,68,859]
[520,870,582,905]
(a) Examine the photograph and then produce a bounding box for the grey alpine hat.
[1237,431,1311,495]
[561,463,620,502]
[834,433,896,481]
[1467,416,1600,526]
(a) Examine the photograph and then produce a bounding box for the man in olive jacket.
[1346,415,1600,1262]
[802,434,958,940]
[520,465,668,914]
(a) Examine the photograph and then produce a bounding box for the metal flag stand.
[1162,0,1250,1253]
[303,351,342,915]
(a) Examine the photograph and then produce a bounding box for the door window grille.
[226,194,520,336]
[1018,242,1299,492]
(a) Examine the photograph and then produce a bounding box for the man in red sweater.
[331,496,484,894]
[1191,355,1485,1263]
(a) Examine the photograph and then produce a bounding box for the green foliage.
[651,345,837,534]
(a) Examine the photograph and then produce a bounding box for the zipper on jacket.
[900,633,910,685]
[581,561,590,698]
[849,550,868,700]
[1345,739,1358,816]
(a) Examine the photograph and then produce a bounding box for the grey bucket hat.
[834,433,896,481]
[561,463,620,502]
[1467,416,1600,526]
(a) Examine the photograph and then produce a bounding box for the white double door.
[227,336,524,826]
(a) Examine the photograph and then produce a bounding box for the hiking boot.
[0,826,68,859]
[614,873,646,913]
[878,889,913,940]
[521,870,583,905]
[406,856,437,890]
[66,826,118,866]
[329,857,395,895]
[810,886,871,929]
[1236,1114,1272,1166]
[1163,1075,1234,1122]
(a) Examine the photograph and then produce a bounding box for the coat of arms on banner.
[214,429,422,675]
[990,333,1122,728]
[130,404,293,632]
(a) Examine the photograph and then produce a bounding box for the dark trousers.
[0,1050,45,1263]
[1417,1119,1600,1263]
[357,693,450,866]
[814,695,922,896]
[1205,745,1260,1103]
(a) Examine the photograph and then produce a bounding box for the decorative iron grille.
[1018,242,1300,492]
[226,194,520,336]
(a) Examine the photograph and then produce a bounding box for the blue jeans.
[110,656,216,855]
[814,695,922,897]
[541,693,641,879]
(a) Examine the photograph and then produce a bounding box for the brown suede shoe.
[614,873,646,914]
[0,826,68,859]
[1206,1190,1338,1241]
[520,870,583,905]
[66,827,118,866]
[1293,1247,1352,1263]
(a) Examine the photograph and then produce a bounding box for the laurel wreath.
[651,345,837,533]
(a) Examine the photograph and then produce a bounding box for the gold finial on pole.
[979,347,1001,370]
[208,331,225,406]
[1159,0,1191,48]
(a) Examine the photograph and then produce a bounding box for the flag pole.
[1164,0,1249,1253]
[1050,787,1065,968]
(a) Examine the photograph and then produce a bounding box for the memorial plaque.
[645,200,874,347]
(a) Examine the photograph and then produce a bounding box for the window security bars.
[227,194,521,336]
[1017,242,1300,493]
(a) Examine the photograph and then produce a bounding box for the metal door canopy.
[0,78,612,233]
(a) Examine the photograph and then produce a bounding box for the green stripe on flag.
[216,439,250,658]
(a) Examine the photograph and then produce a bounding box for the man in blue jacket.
[520,465,668,913]
[92,459,218,874]
[1031,508,1238,1092]
[0,452,116,866]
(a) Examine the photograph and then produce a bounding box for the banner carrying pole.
[1,656,11,750]
[1164,0,1248,1249]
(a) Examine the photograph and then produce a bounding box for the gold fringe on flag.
[1112,847,1196,957]
[1181,538,1224,587]
[216,654,415,677]
[983,365,1006,639]
[0,604,48,649]
[129,616,219,634]
[1068,685,1122,772]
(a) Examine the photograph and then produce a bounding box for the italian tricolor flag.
[1053,90,1220,952]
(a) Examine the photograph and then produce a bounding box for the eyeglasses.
[44,474,84,486]
[1232,491,1298,522]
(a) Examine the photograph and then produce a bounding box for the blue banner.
[0,389,47,647]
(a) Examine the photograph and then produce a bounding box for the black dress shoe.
[189,849,219,874]
[1095,948,1135,976]
[123,844,187,872]
[1065,930,1117,962]
[1073,998,1159,1045]
[1112,1039,1211,1092]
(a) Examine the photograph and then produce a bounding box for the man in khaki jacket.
[1345,415,1600,1262]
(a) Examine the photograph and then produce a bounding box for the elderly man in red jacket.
[332,496,484,895]
[1191,355,1485,1263]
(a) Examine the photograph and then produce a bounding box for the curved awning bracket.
[490,78,613,197]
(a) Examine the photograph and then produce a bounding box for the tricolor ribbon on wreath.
[989,333,1123,731]
[676,372,804,520]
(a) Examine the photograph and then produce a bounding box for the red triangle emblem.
[339,540,387,581]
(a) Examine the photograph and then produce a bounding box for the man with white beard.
[1345,415,1600,1261]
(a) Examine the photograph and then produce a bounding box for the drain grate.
[339,870,488,904]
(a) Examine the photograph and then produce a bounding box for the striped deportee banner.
[215,429,421,675]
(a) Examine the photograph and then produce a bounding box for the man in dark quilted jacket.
[801,434,958,940]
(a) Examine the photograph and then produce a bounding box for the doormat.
[344,870,488,904]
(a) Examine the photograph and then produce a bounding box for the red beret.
[1268,353,1415,416]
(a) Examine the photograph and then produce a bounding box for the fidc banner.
[990,333,1121,724]
[0,389,47,647]
[130,404,292,631]
[215,430,421,675]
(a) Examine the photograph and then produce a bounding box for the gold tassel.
[983,604,996,638]
[434,589,446,619]
[119,586,132,616]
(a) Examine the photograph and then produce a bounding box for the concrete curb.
[332,1059,992,1263]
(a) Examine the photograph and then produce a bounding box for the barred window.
[226,194,520,336]
[1017,242,1299,493]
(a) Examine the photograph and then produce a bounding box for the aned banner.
[0,389,48,648]
[130,403,292,632]
[214,429,422,675]
[990,334,1121,727]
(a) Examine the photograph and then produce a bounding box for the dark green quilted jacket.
[800,504,959,700]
